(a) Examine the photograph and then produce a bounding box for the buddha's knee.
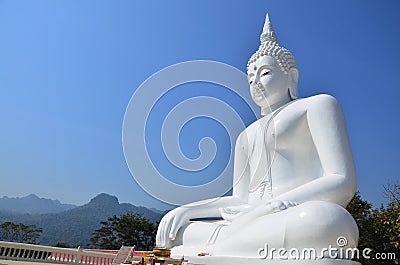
[284,201,359,249]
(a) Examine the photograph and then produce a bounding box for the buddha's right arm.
[170,127,252,219]
[157,133,251,246]
[232,130,251,200]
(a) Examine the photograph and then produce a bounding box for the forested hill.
[0,193,163,248]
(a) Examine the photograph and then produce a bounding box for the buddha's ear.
[288,68,299,99]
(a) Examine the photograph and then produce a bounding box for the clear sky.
[0,0,399,210]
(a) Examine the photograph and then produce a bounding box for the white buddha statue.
[156,14,360,264]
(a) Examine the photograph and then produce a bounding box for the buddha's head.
[247,14,299,115]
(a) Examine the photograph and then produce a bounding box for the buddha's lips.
[254,89,267,98]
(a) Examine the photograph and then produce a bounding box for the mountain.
[149,207,165,214]
[0,193,162,248]
[0,194,76,214]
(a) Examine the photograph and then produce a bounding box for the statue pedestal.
[185,256,361,265]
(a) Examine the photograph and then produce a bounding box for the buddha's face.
[247,55,292,112]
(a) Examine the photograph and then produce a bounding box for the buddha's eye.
[249,80,254,85]
[261,70,270,77]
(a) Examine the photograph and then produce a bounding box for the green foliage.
[346,185,400,265]
[0,221,42,243]
[90,212,157,250]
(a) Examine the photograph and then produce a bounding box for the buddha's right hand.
[156,207,190,248]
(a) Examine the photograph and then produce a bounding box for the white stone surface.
[156,13,359,265]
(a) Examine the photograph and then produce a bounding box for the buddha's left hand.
[259,200,299,214]
[219,204,255,221]
[224,201,298,224]
[223,201,299,231]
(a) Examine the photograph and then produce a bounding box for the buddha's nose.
[254,82,263,90]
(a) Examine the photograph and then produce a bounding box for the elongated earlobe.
[288,68,299,99]
[288,89,294,100]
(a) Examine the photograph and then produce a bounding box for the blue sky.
[0,0,399,210]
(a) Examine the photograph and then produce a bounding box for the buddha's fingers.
[169,216,181,240]
[282,201,290,209]
[156,226,160,245]
[220,209,233,221]
[164,216,174,246]
[163,219,169,247]
[282,200,298,208]
[156,219,165,247]
[268,200,298,213]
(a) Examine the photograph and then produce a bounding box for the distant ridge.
[0,194,76,214]
[0,193,162,247]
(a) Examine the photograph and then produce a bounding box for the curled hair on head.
[247,14,297,75]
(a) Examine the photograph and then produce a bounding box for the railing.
[0,241,116,265]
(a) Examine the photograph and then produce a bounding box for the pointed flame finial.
[260,13,277,43]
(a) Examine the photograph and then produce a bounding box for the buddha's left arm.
[273,94,357,207]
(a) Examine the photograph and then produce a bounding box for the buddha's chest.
[249,108,311,160]
[246,107,321,201]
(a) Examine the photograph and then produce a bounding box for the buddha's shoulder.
[237,94,342,143]
[290,94,342,112]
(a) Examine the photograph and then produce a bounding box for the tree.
[346,185,400,265]
[371,183,400,262]
[90,213,157,250]
[346,192,375,249]
[0,221,43,244]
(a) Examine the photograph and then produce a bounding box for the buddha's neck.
[262,96,292,116]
